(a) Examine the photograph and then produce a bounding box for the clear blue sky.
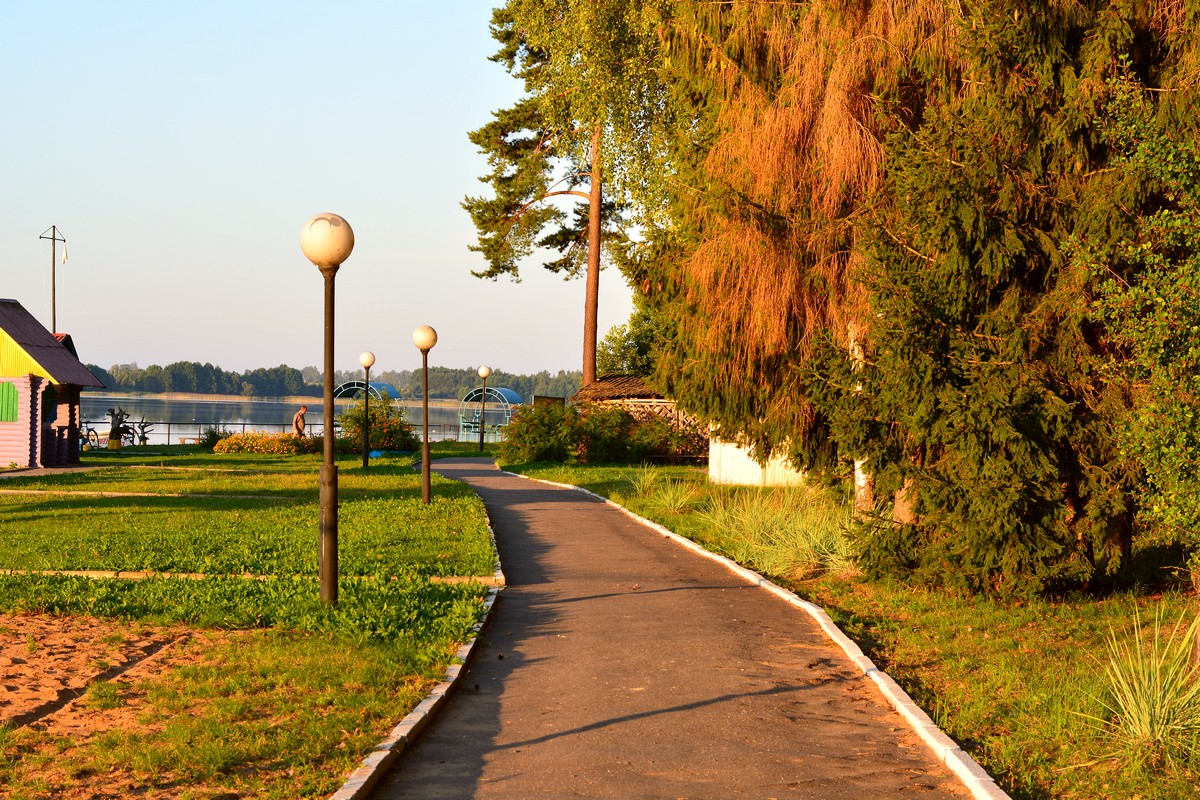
[2,1,633,377]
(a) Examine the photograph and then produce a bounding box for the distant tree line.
[87,362,315,398]
[86,361,581,402]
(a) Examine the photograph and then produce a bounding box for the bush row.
[209,395,420,455]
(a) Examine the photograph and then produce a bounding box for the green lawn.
[0,447,495,798]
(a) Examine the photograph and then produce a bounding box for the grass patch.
[1077,609,1200,774]
[506,460,1200,799]
[0,632,446,798]
[0,453,494,577]
[0,448,496,796]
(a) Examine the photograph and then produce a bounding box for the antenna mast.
[39,226,67,332]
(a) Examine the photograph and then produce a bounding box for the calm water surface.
[79,394,470,444]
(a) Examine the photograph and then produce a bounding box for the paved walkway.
[372,459,973,800]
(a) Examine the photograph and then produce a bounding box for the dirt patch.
[0,612,192,729]
[1,612,244,798]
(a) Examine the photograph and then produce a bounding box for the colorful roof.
[0,299,104,387]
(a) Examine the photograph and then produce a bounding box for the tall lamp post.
[477,365,492,452]
[413,325,438,504]
[300,212,354,606]
[359,351,375,470]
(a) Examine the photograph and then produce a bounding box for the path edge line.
[327,511,506,800]
[506,471,1011,800]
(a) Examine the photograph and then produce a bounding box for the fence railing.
[81,421,466,447]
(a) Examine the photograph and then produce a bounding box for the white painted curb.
[507,471,1011,800]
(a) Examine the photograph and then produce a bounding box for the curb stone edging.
[327,512,506,800]
[507,471,1011,800]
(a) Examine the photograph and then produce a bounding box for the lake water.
[79,394,475,445]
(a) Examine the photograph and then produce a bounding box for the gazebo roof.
[571,375,662,403]
[461,386,523,406]
[0,299,104,387]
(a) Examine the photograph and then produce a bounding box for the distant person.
[292,405,307,437]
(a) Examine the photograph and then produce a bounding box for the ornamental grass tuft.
[697,487,853,580]
[1078,609,1200,773]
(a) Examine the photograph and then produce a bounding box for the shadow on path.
[371,458,969,800]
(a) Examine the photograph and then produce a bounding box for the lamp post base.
[421,441,431,504]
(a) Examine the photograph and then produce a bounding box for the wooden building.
[0,299,104,468]
[572,375,804,484]
[570,375,708,458]
[570,375,680,422]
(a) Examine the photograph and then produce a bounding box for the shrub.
[576,405,635,463]
[627,414,708,461]
[499,403,580,463]
[502,402,708,465]
[213,432,323,455]
[338,393,420,452]
[199,426,233,449]
[628,415,673,459]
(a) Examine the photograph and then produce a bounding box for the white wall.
[0,375,42,468]
[708,438,805,487]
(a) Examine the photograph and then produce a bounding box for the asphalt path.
[372,458,970,799]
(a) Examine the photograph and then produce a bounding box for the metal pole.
[39,226,66,332]
[478,376,487,451]
[362,366,370,470]
[319,267,339,605]
[51,229,57,333]
[421,350,431,504]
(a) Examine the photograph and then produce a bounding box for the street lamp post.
[300,213,354,606]
[359,351,375,470]
[477,365,492,452]
[412,325,438,504]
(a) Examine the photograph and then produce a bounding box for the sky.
[1,1,633,378]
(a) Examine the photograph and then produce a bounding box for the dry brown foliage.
[668,0,961,366]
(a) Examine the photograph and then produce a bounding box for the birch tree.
[464,0,671,385]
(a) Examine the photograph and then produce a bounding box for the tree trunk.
[854,460,875,513]
[892,478,917,525]
[848,323,874,513]
[583,125,602,387]
[1193,565,1200,670]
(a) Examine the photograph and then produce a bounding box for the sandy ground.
[0,612,191,729]
[0,612,220,798]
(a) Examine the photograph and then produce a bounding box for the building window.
[0,382,16,422]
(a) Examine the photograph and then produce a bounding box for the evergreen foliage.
[628,0,1200,594]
